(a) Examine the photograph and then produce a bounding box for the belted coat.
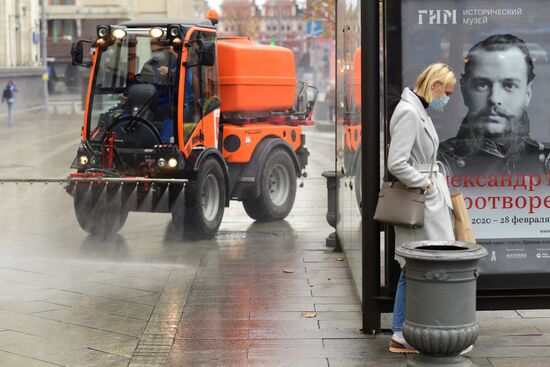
[387,88,455,267]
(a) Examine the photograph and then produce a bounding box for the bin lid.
[396,240,488,261]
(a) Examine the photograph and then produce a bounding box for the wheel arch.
[232,137,301,200]
[189,147,230,206]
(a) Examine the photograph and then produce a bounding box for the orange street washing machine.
[67,12,316,239]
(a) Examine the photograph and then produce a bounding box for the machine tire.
[172,158,225,240]
[243,148,297,222]
[74,184,129,237]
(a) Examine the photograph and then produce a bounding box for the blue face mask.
[152,50,167,63]
[429,94,450,110]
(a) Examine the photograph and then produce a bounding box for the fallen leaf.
[337,257,345,261]
[283,269,294,274]
[301,311,317,318]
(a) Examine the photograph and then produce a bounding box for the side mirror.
[71,41,84,65]
[71,40,92,68]
[197,41,216,67]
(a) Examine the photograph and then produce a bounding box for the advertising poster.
[401,0,550,274]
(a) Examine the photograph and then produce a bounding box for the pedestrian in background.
[2,80,18,127]
[325,83,335,122]
[387,63,457,353]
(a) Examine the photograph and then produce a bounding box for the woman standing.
[387,63,456,353]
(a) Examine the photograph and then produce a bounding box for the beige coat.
[387,88,455,267]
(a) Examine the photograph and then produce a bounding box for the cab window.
[183,31,220,143]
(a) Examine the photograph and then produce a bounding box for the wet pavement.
[0,111,548,366]
[0,111,370,367]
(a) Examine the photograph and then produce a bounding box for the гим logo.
[418,9,457,25]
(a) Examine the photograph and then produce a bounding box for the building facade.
[45,0,204,93]
[0,0,41,68]
[218,0,261,39]
[218,0,306,67]
[0,0,46,115]
[259,0,306,60]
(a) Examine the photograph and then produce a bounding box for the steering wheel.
[105,115,163,148]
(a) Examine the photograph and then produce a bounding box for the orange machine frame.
[221,124,302,163]
[82,50,99,141]
[179,26,217,156]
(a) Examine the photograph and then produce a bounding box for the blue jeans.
[392,270,406,332]
[7,101,13,126]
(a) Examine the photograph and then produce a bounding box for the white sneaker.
[389,332,418,354]
[460,345,473,355]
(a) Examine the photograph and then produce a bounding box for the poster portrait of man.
[438,34,550,176]
[398,0,550,276]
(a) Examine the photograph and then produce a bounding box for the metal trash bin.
[322,171,341,251]
[396,240,487,367]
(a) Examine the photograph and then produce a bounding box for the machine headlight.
[149,27,164,38]
[168,158,178,168]
[97,25,111,39]
[79,155,89,165]
[158,158,167,167]
[112,28,127,39]
[169,27,180,37]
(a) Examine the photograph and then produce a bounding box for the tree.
[307,0,335,39]
[220,1,261,39]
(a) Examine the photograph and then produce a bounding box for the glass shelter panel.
[336,0,363,298]
[399,0,550,278]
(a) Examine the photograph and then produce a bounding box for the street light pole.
[278,0,282,45]
[39,0,50,113]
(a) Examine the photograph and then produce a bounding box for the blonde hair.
[414,63,456,103]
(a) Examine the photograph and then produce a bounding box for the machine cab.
[72,19,220,174]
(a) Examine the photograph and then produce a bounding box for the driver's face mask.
[152,50,167,64]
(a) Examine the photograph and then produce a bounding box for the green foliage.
[306,0,335,39]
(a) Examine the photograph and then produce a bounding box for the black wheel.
[171,158,226,240]
[74,184,129,237]
[243,148,297,222]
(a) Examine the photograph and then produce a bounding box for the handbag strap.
[427,145,436,181]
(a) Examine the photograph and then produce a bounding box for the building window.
[52,21,61,42]
[49,20,75,42]
[63,20,74,41]
[49,0,75,4]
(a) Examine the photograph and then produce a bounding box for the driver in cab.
[118,39,178,143]
[138,39,177,86]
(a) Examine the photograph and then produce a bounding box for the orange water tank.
[217,37,296,113]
